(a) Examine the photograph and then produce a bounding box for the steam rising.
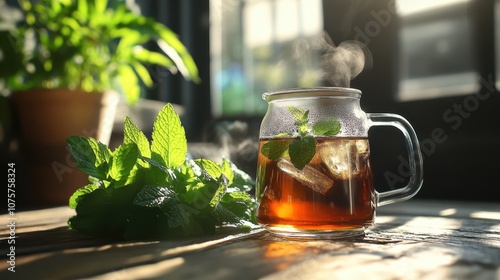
[286,32,372,88]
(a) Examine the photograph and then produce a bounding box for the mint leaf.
[287,106,308,126]
[183,179,219,210]
[210,182,227,208]
[139,155,169,174]
[124,116,151,158]
[222,191,253,203]
[69,184,142,238]
[287,106,309,135]
[69,184,98,209]
[134,185,174,208]
[229,162,254,192]
[151,103,187,168]
[67,136,110,180]
[212,203,242,225]
[195,158,222,180]
[172,160,203,189]
[137,155,171,186]
[109,143,139,182]
[312,118,341,136]
[220,159,234,186]
[97,141,112,164]
[162,200,190,229]
[219,191,257,228]
[261,140,289,160]
[134,186,190,230]
[289,136,316,170]
[193,159,228,208]
[68,189,118,237]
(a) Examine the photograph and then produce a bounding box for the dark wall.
[137,0,212,142]
[323,0,500,202]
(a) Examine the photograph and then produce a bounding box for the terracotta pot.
[12,88,118,206]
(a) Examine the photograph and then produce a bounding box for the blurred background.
[1,0,499,208]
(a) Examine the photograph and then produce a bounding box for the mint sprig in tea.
[256,99,377,236]
[261,106,341,170]
[256,35,423,238]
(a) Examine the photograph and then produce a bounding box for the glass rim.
[262,87,362,101]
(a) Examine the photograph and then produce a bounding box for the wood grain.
[0,200,499,279]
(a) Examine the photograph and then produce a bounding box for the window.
[210,0,323,117]
[396,0,479,101]
[211,0,494,111]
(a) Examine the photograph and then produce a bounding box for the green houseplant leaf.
[0,0,200,103]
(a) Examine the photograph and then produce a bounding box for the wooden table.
[1,199,499,279]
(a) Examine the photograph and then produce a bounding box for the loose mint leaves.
[261,106,341,169]
[67,103,257,240]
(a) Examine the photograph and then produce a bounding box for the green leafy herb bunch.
[67,104,257,240]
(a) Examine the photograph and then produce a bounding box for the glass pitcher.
[255,87,423,239]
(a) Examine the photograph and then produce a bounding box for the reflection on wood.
[0,200,499,279]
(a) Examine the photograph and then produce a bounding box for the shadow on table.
[1,200,498,279]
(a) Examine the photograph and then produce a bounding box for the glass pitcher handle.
[367,113,424,207]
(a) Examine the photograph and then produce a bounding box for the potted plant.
[0,0,199,206]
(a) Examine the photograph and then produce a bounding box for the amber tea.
[256,137,376,234]
[256,87,423,238]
